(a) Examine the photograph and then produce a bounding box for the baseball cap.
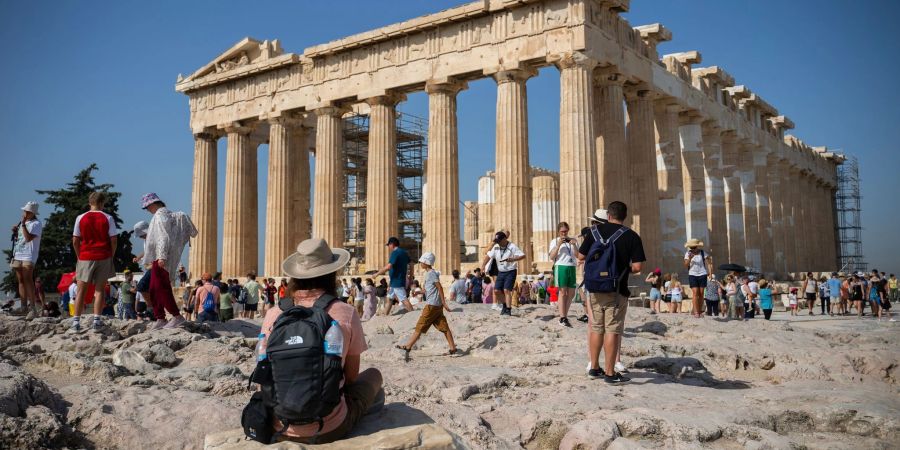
[385,237,401,246]
[493,231,507,242]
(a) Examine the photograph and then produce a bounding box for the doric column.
[702,124,726,264]
[189,131,219,278]
[493,69,535,269]
[424,81,466,274]
[679,114,710,246]
[222,124,258,278]
[794,170,811,271]
[626,87,661,267]
[753,146,775,276]
[816,179,830,270]
[737,143,761,269]
[532,173,560,263]
[312,106,346,250]
[594,69,628,208]
[557,54,598,234]
[264,117,298,278]
[721,133,744,264]
[365,93,404,269]
[768,153,787,277]
[825,184,839,269]
[291,123,312,246]
[784,166,801,274]
[654,101,687,271]
[463,201,478,242]
[477,173,495,253]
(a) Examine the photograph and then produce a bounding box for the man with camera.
[481,231,525,316]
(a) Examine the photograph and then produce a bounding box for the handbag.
[242,391,274,444]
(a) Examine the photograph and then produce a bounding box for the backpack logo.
[284,336,304,345]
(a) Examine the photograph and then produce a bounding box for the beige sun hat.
[281,238,350,279]
[684,238,704,249]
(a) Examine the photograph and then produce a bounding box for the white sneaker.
[615,361,628,373]
[25,310,35,320]
[150,319,168,330]
[163,315,186,329]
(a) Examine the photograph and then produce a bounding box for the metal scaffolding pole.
[836,155,866,273]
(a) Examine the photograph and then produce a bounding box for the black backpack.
[243,294,344,443]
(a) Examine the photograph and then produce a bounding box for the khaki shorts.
[76,258,115,286]
[587,292,627,335]
[10,259,34,269]
[415,304,450,334]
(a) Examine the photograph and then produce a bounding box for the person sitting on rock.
[259,238,383,444]
[395,252,457,360]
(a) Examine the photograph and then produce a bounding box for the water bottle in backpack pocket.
[583,226,629,293]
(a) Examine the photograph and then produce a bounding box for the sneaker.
[615,361,629,373]
[890,319,897,322]
[587,368,604,380]
[69,321,81,333]
[500,307,511,316]
[560,317,572,328]
[150,319,168,330]
[163,315,187,329]
[604,372,631,384]
[577,315,589,323]
[91,320,103,333]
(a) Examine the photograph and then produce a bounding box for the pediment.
[180,37,284,83]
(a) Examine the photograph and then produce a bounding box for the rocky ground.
[1,303,897,449]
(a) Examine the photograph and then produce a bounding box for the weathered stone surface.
[112,349,160,374]
[204,424,467,449]
[559,419,620,450]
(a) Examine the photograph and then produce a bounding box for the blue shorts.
[649,288,661,301]
[389,287,408,301]
[688,275,708,288]
[496,270,517,291]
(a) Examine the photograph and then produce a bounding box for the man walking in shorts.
[373,237,413,315]
[481,231,526,316]
[71,192,118,332]
[577,202,645,384]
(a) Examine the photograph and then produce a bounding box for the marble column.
[222,124,257,278]
[463,201,478,242]
[753,146,775,276]
[493,69,534,269]
[365,94,403,269]
[721,134,744,265]
[654,101,687,271]
[189,132,219,278]
[558,54,598,235]
[679,114,710,246]
[424,81,465,274]
[264,117,296,278]
[532,173,560,263]
[767,153,787,277]
[702,125,726,265]
[290,123,312,246]
[312,107,346,250]
[794,170,811,271]
[477,173,495,253]
[825,184,839,269]
[784,166,801,274]
[594,70,628,208]
[737,143,761,269]
[626,88,661,267]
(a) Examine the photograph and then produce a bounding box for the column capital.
[425,79,468,95]
[266,114,305,128]
[364,92,406,107]
[593,66,626,87]
[701,120,721,136]
[623,85,655,101]
[678,110,704,126]
[720,129,739,143]
[218,122,254,135]
[194,129,223,141]
[492,68,537,84]
[653,98,682,113]
[550,51,597,71]
[313,105,350,118]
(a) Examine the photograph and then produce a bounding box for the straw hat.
[684,238,704,249]
[588,208,608,223]
[281,239,350,279]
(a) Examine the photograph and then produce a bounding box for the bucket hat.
[141,193,163,209]
[418,252,436,266]
[21,201,39,215]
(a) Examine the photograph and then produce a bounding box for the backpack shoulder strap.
[313,294,338,311]
[608,226,629,244]
[590,225,602,243]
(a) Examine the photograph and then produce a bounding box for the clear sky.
[1,0,897,276]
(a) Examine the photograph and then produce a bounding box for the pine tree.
[3,164,138,293]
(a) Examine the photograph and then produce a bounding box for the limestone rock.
[204,424,468,449]
[112,348,160,374]
[559,419,620,450]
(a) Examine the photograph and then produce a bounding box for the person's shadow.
[630,356,751,389]
[348,403,435,438]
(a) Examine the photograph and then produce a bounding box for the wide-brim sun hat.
[282,238,350,279]
[684,238,704,249]
[21,201,39,215]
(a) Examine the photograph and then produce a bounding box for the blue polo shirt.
[827,278,841,297]
[388,248,409,288]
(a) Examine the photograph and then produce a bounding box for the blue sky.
[1,0,897,276]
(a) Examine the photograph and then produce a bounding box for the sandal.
[395,345,411,362]
[446,348,458,356]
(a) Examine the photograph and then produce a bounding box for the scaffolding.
[836,155,866,273]
[342,111,427,267]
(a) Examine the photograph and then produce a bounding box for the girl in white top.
[669,275,684,310]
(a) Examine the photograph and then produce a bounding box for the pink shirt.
[482,283,494,304]
[260,289,367,437]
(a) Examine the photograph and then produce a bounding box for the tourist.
[177,265,187,287]
[71,192,118,332]
[839,275,850,315]
[645,269,662,314]
[259,238,382,444]
[468,269,483,303]
[141,192,197,330]
[193,273,220,322]
[683,238,713,318]
[374,278,388,316]
[372,237,413,315]
[11,201,43,319]
[33,276,46,314]
[725,275,743,319]
[827,272,841,316]
[338,279,349,303]
[449,270,467,305]
[889,274,898,306]
[361,278,377,320]
[278,279,288,302]
[660,273,673,313]
[182,280,198,320]
[352,277,365,316]
[704,274,722,317]
[243,272,262,319]
[117,270,137,320]
[262,278,276,314]
[577,201,645,384]
[747,276,760,317]
[757,279,777,320]
[788,287,799,316]
[396,252,457,359]
[229,279,244,318]
[801,272,817,315]
[516,278,529,308]
[817,276,830,316]
[409,280,424,307]
[850,275,864,317]
[219,279,234,322]
[482,276,494,305]
[669,274,684,312]
[549,221,579,326]
[868,272,883,319]
[481,231,525,316]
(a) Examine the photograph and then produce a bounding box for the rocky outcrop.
[204,424,467,449]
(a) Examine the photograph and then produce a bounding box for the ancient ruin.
[177,0,842,280]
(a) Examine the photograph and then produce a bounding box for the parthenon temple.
[177,0,842,281]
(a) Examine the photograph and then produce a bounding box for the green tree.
[3,164,139,293]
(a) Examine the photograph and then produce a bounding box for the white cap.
[21,201,39,215]
[418,252,436,266]
[133,221,149,237]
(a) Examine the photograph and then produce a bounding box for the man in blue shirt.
[827,272,842,316]
[373,237,413,314]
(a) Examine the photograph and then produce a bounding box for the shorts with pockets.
[586,292,627,335]
[415,304,450,334]
[649,288,661,301]
[76,258,115,286]
[389,287,407,302]
[553,265,577,288]
[495,270,517,291]
[688,275,708,289]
